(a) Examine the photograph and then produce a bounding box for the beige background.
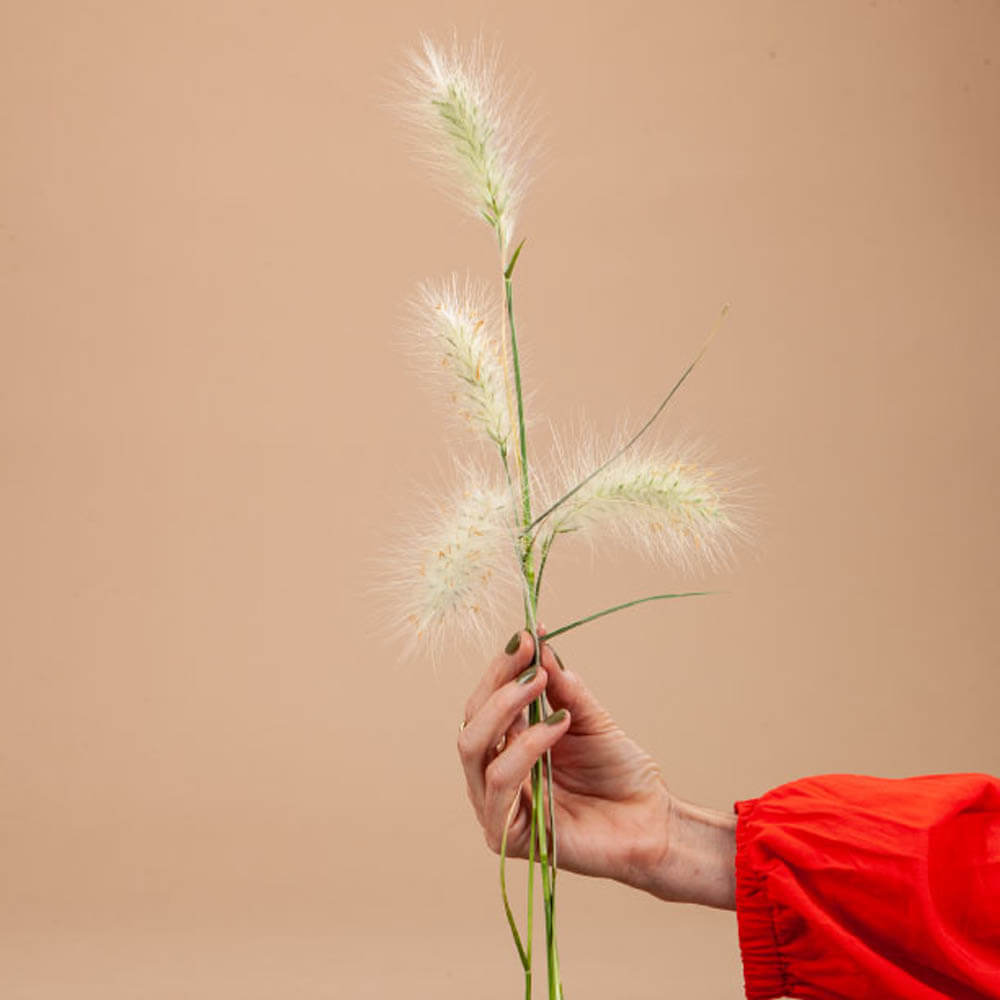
[2,1,998,997]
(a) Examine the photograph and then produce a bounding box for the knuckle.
[484,761,505,794]
[484,827,502,854]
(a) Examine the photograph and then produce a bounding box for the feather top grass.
[398,32,533,246]
[384,468,518,659]
[538,432,745,575]
[409,274,513,455]
[383,32,751,1000]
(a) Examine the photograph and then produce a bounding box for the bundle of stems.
[389,34,743,999]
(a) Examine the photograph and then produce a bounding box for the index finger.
[463,630,536,724]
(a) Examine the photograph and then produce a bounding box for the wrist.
[623,787,737,910]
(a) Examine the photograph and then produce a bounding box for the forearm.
[623,792,737,910]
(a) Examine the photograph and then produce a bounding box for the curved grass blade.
[499,791,529,972]
[526,305,729,534]
[544,591,716,640]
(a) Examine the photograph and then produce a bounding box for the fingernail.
[505,632,522,655]
[544,709,568,726]
[516,665,538,685]
[551,647,566,671]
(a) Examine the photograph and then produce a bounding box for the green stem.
[533,524,569,959]
[542,743,559,998]
[526,743,536,994]
[545,747,557,882]
[499,232,562,999]
[499,797,529,972]
[506,273,532,539]
[545,591,716,640]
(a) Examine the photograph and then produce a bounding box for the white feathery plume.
[540,432,744,574]
[411,274,512,455]
[389,472,517,656]
[399,33,531,247]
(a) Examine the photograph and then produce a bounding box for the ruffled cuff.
[734,797,791,1000]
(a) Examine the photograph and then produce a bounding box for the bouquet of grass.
[385,34,745,999]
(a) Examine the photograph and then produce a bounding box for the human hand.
[456,631,737,909]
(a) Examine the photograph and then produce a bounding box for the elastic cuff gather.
[734,798,790,1000]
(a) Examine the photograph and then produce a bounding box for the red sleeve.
[733,772,1000,1000]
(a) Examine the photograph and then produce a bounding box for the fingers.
[458,658,547,813]
[482,709,571,853]
[505,712,528,745]
[538,642,612,732]
[457,630,589,855]
[463,630,536,726]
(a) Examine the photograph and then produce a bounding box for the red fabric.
[733,773,1000,1000]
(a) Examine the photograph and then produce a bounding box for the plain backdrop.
[2,1,998,997]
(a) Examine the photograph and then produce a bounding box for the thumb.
[539,642,614,731]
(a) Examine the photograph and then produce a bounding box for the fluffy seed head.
[387,472,517,658]
[541,434,745,574]
[399,33,531,247]
[411,274,512,454]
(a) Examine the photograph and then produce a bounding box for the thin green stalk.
[545,746,557,883]
[490,268,534,999]
[545,591,716,640]
[499,795,529,973]
[506,283,549,996]
[506,273,532,537]
[526,759,536,1000]
[495,226,538,998]
[532,528,561,926]
[530,694,559,1000]
[541,741,559,999]
[533,531,561,943]
[498,229,562,999]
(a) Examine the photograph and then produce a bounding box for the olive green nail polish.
[504,632,522,655]
[545,708,568,726]
[516,665,538,685]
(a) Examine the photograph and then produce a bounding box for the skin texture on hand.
[456,632,736,911]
